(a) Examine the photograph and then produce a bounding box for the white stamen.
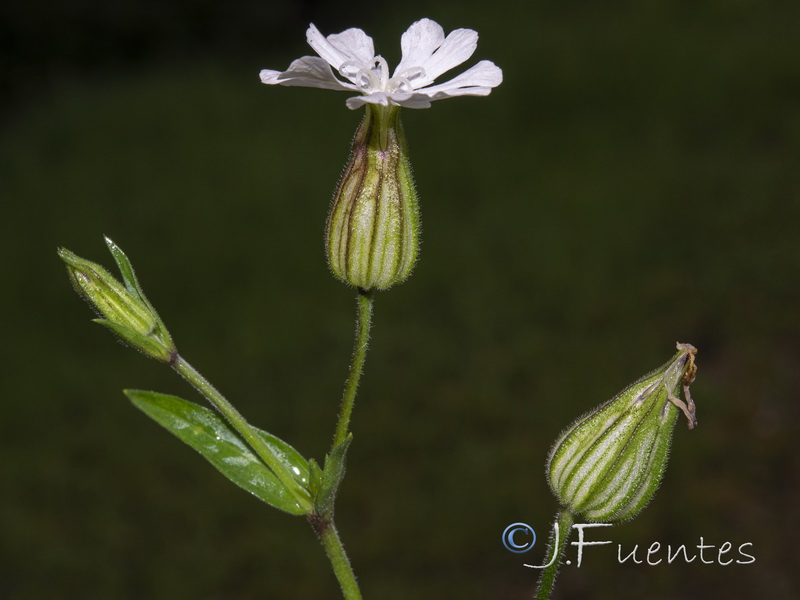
[388,67,427,93]
[398,66,426,82]
[339,60,378,91]
[390,76,412,93]
[372,56,390,90]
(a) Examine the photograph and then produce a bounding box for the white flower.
[260,18,503,109]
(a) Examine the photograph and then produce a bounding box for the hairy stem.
[312,288,375,598]
[535,509,574,600]
[310,516,363,600]
[332,289,374,448]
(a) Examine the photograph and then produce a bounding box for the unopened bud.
[59,238,176,363]
[547,343,698,523]
[326,105,420,291]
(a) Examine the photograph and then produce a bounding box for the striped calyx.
[547,343,698,523]
[326,104,420,291]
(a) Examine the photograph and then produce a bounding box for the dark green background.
[2,1,797,598]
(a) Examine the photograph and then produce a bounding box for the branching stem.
[173,356,312,513]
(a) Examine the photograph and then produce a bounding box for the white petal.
[327,27,375,66]
[306,23,374,71]
[426,87,495,102]
[345,92,392,110]
[260,56,356,91]
[412,28,479,87]
[389,93,435,109]
[346,92,433,110]
[306,24,347,69]
[417,60,503,96]
[394,18,445,78]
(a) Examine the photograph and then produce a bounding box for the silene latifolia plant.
[59,17,702,600]
[60,18,502,600]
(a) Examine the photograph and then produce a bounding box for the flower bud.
[547,343,698,523]
[326,104,420,290]
[59,238,176,363]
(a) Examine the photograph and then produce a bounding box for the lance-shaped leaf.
[126,390,310,515]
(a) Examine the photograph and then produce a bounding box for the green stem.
[535,509,574,600]
[332,289,374,448]
[173,356,312,513]
[312,517,363,600]
[312,289,373,598]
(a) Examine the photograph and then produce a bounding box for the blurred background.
[1,0,798,598]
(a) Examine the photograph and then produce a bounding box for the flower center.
[339,57,427,95]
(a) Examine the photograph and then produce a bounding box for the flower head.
[260,18,502,109]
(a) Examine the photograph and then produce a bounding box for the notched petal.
[426,87,495,101]
[306,23,350,70]
[326,27,376,67]
[260,57,356,91]
[415,28,479,85]
[346,92,434,110]
[391,94,435,109]
[395,18,446,77]
[345,92,394,109]
[419,60,503,96]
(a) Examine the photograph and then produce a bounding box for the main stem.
[174,293,373,600]
[173,356,312,512]
[535,509,574,600]
[312,518,363,600]
[332,289,374,448]
[309,288,374,600]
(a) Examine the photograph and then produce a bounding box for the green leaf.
[126,389,310,515]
